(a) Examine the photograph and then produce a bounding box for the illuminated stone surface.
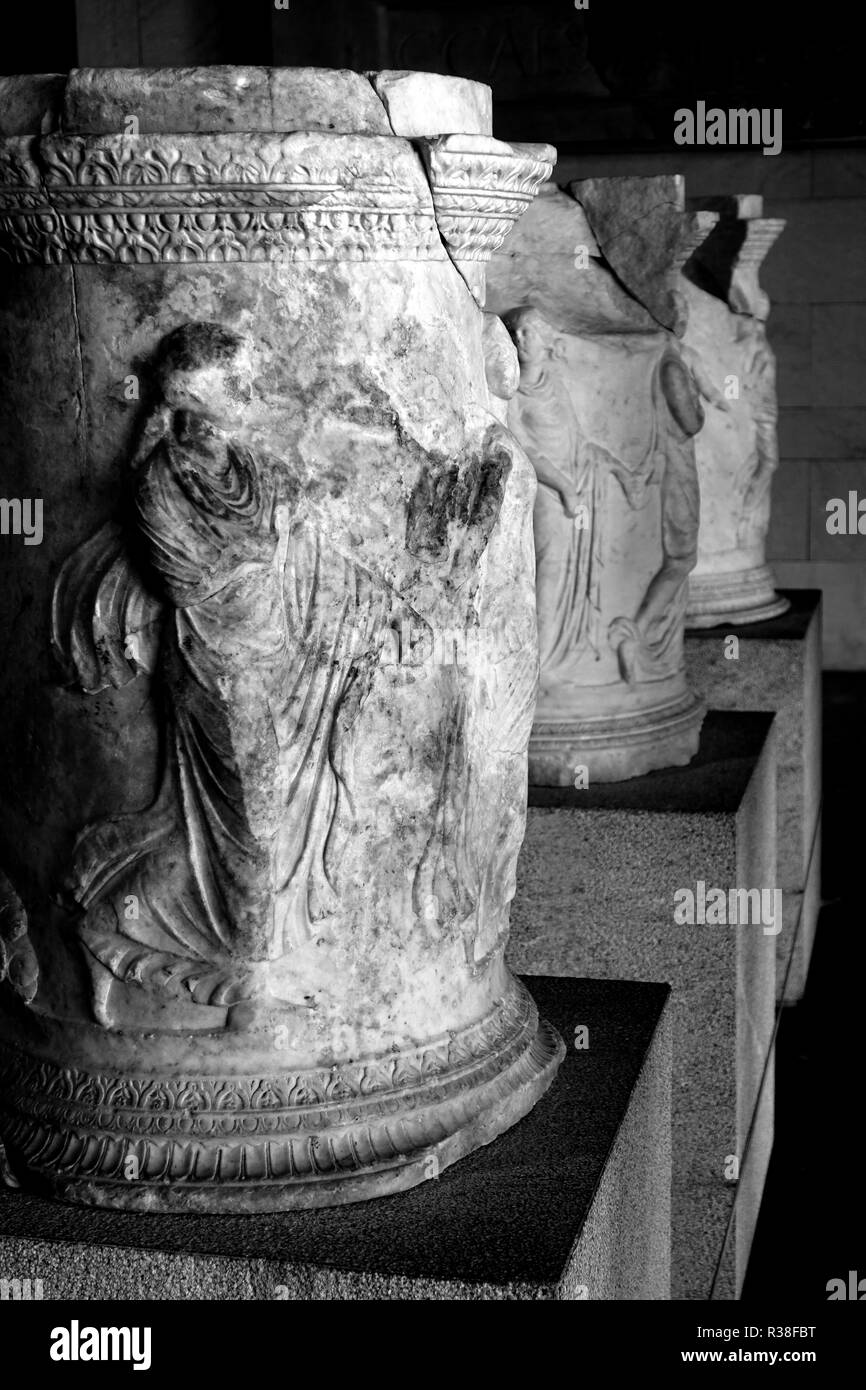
[0,67,562,1211]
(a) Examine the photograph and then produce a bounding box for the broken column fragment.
[488,176,713,783]
[0,66,562,1210]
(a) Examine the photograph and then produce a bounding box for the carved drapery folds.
[0,67,561,1210]
[488,177,711,783]
[681,195,788,627]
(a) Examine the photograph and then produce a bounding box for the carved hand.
[406,429,510,576]
[681,344,731,413]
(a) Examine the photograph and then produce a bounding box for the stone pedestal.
[509,712,778,1299]
[487,177,713,784]
[0,68,562,1211]
[682,195,788,628]
[0,977,672,1301]
[685,591,823,1002]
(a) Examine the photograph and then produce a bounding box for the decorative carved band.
[0,132,556,266]
[0,985,531,1140]
[423,135,557,263]
[0,985,562,1199]
[0,135,437,264]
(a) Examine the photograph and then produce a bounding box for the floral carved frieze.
[0,131,555,267]
[422,135,556,263]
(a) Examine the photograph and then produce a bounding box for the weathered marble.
[0,979,674,1301]
[0,67,562,1211]
[488,178,712,783]
[682,195,788,627]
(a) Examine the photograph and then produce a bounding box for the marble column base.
[529,687,705,785]
[0,981,562,1214]
[686,565,790,629]
[0,978,672,1301]
[510,711,778,1299]
[685,591,823,1002]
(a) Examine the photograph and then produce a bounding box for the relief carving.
[0,66,563,1209]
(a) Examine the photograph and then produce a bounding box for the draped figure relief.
[52,320,515,1027]
[505,308,704,694]
[487,175,710,782]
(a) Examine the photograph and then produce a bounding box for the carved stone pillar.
[681,195,788,627]
[488,177,712,784]
[0,67,562,1210]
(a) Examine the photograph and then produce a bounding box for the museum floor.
[743,673,865,1300]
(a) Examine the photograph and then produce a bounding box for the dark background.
[4,1,864,150]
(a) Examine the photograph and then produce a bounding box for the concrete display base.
[510,712,778,1300]
[0,978,671,1302]
[685,590,823,1002]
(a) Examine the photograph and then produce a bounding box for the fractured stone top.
[0,67,493,139]
[688,193,764,221]
[490,175,719,336]
[0,69,555,274]
[568,175,717,333]
[487,181,656,336]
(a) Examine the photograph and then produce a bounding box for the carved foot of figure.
[608,616,641,685]
[224,989,309,1032]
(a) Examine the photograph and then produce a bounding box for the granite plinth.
[685,590,822,1002]
[510,712,777,1300]
[0,978,671,1301]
